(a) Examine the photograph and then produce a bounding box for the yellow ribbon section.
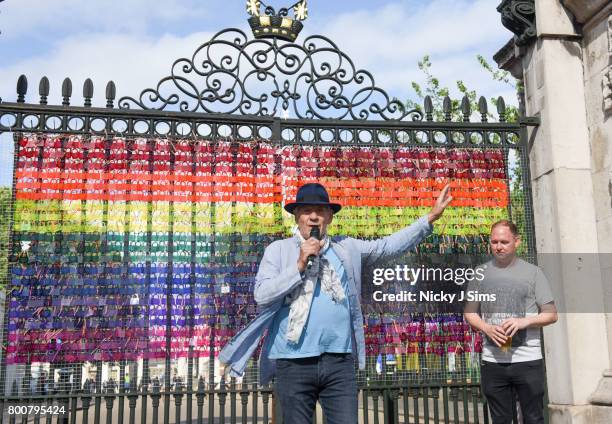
[14,200,509,236]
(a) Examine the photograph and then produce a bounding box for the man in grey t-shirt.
[464,220,557,424]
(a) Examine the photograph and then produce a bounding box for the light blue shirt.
[219,215,433,386]
[268,246,352,358]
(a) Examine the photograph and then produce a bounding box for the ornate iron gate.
[0,17,539,424]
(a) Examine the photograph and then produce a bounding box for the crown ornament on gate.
[247,0,308,41]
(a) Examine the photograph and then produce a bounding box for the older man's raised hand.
[428,183,453,224]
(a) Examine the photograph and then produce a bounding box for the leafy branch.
[406,55,520,123]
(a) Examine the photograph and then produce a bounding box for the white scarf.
[285,227,346,344]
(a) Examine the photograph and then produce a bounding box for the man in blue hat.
[221,182,452,423]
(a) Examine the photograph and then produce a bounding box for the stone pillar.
[577,4,612,414]
[497,0,612,422]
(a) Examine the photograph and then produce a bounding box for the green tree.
[406,55,520,123]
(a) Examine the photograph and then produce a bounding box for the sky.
[0,0,516,185]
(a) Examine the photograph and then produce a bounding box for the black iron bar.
[127,391,137,424]
[371,390,379,424]
[196,379,205,424]
[412,388,420,424]
[81,392,91,424]
[402,388,409,424]
[443,386,450,424]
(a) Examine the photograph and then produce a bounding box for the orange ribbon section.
[16,172,508,208]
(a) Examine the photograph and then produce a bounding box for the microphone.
[306,227,321,269]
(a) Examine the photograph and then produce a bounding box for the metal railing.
[0,379,497,424]
[0,25,536,424]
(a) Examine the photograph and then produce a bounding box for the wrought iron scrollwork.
[497,0,536,46]
[118,28,422,121]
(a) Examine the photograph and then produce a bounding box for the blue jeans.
[275,353,358,424]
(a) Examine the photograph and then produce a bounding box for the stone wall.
[580,4,612,368]
[495,0,612,421]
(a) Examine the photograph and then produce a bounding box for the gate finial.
[247,0,308,41]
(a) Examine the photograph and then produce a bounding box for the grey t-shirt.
[468,258,554,363]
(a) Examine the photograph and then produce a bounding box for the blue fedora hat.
[284,183,342,214]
